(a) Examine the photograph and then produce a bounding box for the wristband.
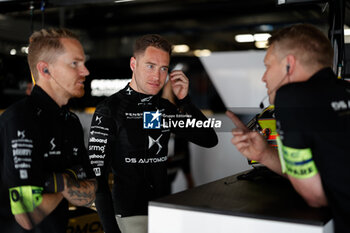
[9,186,43,215]
[65,165,87,181]
[44,172,64,193]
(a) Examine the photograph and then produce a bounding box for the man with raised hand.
[227,24,350,233]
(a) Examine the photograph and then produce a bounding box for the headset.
[43,67,66,91]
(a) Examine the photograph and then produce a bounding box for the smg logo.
[143,110,161,129]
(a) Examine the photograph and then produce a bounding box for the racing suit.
[0,85,93,233]
[275,67,350,233]
[87,84,218,232]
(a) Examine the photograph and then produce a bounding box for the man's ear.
[36,61,50,79]
[130,57,136,71]
[285,54,296,75]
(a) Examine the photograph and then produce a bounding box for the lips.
[148,82,160,88]
[77,78,85,87]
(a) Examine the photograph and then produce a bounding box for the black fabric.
[0,85,93,233]
[87,84,218,233]
[275,67,350,233]
[166,135,191,194]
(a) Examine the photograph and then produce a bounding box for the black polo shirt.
[275,67,350,233]
[0,85,91,233]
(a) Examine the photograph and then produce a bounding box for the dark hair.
[133,34,172,57]
[28,28,79,81]
[268,24,333,69]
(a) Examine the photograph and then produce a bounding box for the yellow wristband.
[9,186,43,215]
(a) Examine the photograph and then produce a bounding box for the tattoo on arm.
[64,177,97,207]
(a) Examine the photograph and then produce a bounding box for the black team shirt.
[275,68,350,233]
[0,85,92,233]
[88,84,218,233]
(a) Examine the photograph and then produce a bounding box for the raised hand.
[169,70,189,100]
[226,110,270,162]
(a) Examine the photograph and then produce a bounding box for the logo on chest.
[148,135,163,155]
[44,137,61,157]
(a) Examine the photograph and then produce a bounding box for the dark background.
[0,0,349,110]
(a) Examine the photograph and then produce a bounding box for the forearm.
[95,192,121,233]
[289,173,328,207]
[175,97,218,147]
[61,176,97,207]
[94,176,121,233]
[14,192,63,230]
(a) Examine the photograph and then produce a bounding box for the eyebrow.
[73,56,86,62]
[146,62,169,68]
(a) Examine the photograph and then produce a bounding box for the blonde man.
[0,28,96,233]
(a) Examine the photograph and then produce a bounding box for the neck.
[36,80,68,107]
[129,77,139,93]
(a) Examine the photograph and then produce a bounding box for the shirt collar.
[30,85,68,117]
[121,83,160,103]
[308,67,336,83]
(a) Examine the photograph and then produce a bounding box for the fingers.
[169,70,189,99]
[231,130,248,144]
[226,110,248,131]
[231,130,262,146]
[170,71,188,85]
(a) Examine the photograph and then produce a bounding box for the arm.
[2,114,65,230]
[166,71,218,147]
[289,174,327,207]
[226,110,327,207]
[94,174,121,233]
[87,106,121,233]
[226,110,283,174]
[14,192,63,230]
[61,176,97,207]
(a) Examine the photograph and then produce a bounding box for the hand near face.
[226,110,270,162]
[169,70,189,100]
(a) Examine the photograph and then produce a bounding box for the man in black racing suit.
[87,34,218,233]
[0,28,96,233]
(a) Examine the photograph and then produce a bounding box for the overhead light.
[235,34,254,43]
[21,46,29,54]
[258,24,274,32]
[255,41,268,49]
[253,33,271,42]
[10,49,16,55]
[173,44,190,53]
[193,49,211,57]
[114,0,134,3]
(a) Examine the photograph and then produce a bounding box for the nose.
[261,72,267,83]
[80,65,90,76]
[152,69,161,81]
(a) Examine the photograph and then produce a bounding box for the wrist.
[259,146,277,164]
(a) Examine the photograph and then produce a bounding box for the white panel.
[149,205,333,233]
[200,51,267,111]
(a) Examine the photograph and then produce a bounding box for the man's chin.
[147,87,161,95]
[73,90,85,98]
